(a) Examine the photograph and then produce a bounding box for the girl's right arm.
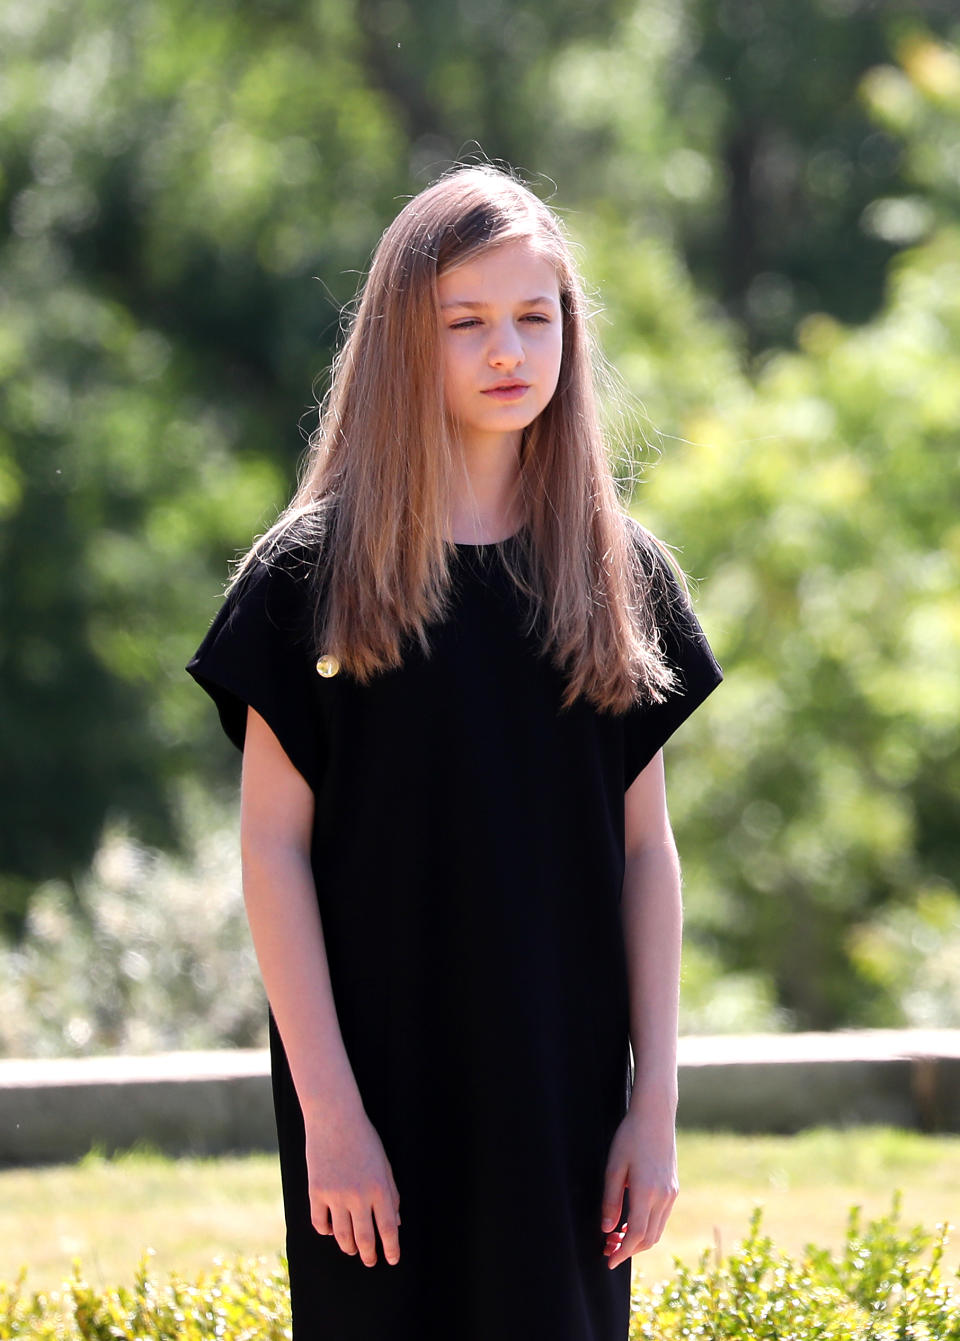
[240,705,401,1267]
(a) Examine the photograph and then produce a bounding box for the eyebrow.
[439,295,559,310]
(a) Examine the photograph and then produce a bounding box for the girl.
[187,163,722,1341]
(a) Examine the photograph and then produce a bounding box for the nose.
[488,320,525,369]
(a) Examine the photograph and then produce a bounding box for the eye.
[521,314,550,324]
[449,318,480,330]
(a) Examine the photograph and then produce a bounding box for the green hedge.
[1,1199,956,1339]
[0,1256,291,1340]
[631,1197,958,1339]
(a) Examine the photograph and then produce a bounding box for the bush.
[631,1196,959,1339]
[0,1256,292,1340]
[0,1200,955,1338]
[0,784,267,1058]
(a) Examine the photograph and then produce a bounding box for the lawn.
[2,1127,957,1295]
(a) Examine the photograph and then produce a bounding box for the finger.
[379,1158,401,1227]
[606,1201,655,1268]
[606,1224,646,1269]
[330,1204,358,1258]
[350,1204,379,1268]
[600,1165,626,1234]
[607,1188,676,1267]
[386,1165,401,1208]
[311,1199,332,1236]
[645,1188,678,1248]
[373,1188,401,1266]
[603,1226,627,1257]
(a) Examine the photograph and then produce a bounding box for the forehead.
[437,239,560,304]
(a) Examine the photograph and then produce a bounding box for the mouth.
[482,381,530,401]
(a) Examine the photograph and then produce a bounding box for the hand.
[304,1100,402,1267]
[600,1106,678,1269]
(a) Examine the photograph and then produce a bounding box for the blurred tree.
[535,0,958,353]
[559,22,960,1026]
[611,72,960,1024]
[665,227,959,1026]
[0,0,405,920]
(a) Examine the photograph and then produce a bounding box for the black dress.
[186,529,722,1341]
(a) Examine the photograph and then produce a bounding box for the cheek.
[440,349,460,406]
[545,330,564,387]
[441,354,476,419]
[542,322,563,364]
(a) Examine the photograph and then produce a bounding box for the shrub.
[0,1255,292,1340]
[0,784,267,1058]
[631,1195,959,1339]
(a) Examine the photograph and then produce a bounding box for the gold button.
[316,654,340,678]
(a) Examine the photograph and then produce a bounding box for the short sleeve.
[622,555,723,789]
[185,549,322,790]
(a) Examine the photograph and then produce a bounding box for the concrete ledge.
[1,1031,958,1165]
[0,1050,276,1165]
[677,1029,960,1134]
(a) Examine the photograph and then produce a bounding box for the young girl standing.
[187,163,722,1341]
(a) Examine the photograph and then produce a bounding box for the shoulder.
[216,531,327,660]
[623,514,722,687]
[228,508,333,611]
[623,514,691,619]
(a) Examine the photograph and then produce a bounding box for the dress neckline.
[452,527,524,550]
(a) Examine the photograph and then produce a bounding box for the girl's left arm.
[600,748,682,1270]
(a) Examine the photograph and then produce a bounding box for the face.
[437,238,563,456]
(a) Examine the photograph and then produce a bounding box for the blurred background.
[2,0,958,1059]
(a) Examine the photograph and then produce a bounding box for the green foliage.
[0,1202,956,1338]
[579,86,960,1026]
[574,30,960,1029]
[849,886,960,1028]
[630,1197,960,1340]
[0,1255,292,1340]
[634,219,960,1027]
[535,1,960,350]
[0,0,405,915]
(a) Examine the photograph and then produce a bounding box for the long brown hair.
[232,163,679,713]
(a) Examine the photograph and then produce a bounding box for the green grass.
[0,1147,285,1294]
[1,1128,957,1294]
[647,1126,960,1288]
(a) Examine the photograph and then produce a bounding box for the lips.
[482,381,530,400]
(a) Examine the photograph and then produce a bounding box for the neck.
[448,430,524,544]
